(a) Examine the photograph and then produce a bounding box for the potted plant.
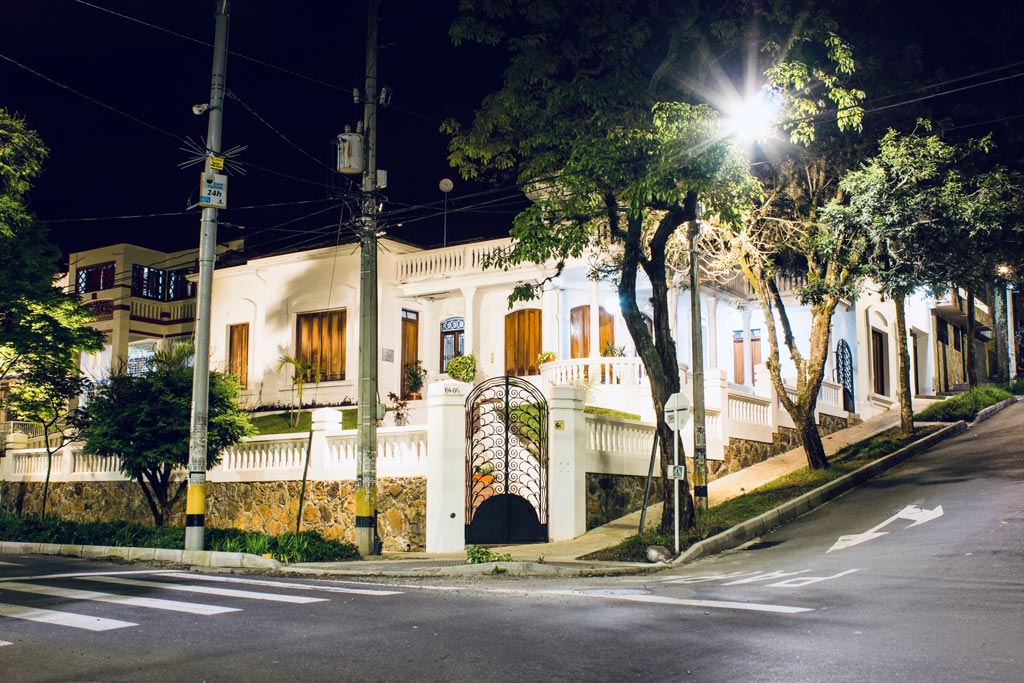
[387,392,409,426]
[446,354,477,383]
[404,360,427,399]
[536,351,556,365]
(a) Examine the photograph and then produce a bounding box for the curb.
[672,420,968,565]
[0,540,282,570]
[971,395,1022,425]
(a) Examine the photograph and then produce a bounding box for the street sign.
[199,172,228,209]
[209,155,224,170]
[664,392,690,431]
[669,465,686,480]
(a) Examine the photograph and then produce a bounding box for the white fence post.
[548,385,586,542]
[426,379,470,553]
[309,408,343,480]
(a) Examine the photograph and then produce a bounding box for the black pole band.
[355,515,376,528]
[186,514,205,527]
[693,485,708,498]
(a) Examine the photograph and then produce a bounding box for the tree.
[78,344,253,526]
[445,0,863,525]
[0,109,102,383]
[7,363,88,516]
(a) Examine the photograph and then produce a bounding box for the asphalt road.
[1,404,1021,683]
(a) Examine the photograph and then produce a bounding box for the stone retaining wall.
[585,474,663,530]
[707,413,851,480]
[0,477,427,552]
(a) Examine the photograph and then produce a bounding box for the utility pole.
[355,0,381,557]
[688,219,708,512]
[185,0,230,551]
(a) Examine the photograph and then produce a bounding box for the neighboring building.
[67,241,242,382]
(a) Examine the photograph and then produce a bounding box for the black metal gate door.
[836,339,855,412]
[465,376,548,545]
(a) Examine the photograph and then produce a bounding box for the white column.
[547,385,587,541]
[541,284,558,354]
[588,279,600,358]
[308,407,343,480]
[426,379,470,552]
[706,294,719,370]
[460,286,478,357]
[558,287,570,360]
[678,289,693,367]
[742,309,753,387]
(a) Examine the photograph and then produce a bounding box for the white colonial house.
[2,234,1011,552]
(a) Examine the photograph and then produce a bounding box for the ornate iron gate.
[836,339,855,412]
[465,376,548,545]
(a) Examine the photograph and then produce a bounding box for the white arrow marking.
[828,504,943,553]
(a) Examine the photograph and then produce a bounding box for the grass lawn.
[586,425,940,562]
[249,408,358,434]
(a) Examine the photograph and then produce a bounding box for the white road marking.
[0,569,170,583]
[0,602,135,631]
[767,569,859,587]
[0,561,21,566]
[542,589,813,614]
[80,576,329,603]
[157,572,404,596]
[0,639,13,646]
[0,582,239,615]
[829,504,944,552]
[723,570,809,585]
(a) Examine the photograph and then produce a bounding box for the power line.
[227,90,336,172]
[43,197,340,223]
[0,51,182,142]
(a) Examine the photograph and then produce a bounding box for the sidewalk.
[9,397,994,579]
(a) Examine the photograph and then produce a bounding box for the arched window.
[440,317,465,372]
[505,309,542,376]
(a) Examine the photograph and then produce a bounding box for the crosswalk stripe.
[80,576,328,603]
[0,602,135,631]
[158,572,404,596]
[0,582,239,615]
[0,639,13,646]
[541,589,814,614]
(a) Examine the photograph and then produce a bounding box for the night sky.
[4,1,1021,265]
[4,0,519,263]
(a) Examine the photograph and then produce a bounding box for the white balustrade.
[395,239,514,282]
[540,357,650,389]
[585,415,656,477]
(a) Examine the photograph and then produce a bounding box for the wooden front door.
[570,305,614,358]
[401,310,419,395]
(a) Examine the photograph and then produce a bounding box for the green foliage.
[0,109,103,383]
[998,378,1024,396]
[78,344,254,526]
[466,545,516,564]
[0,513,360,562]
[583,406,641,421]
[536,351,556,365]
[446,354,477,382]
[914,386,1013,422]
[403,360,427,394]
[276,355,321,427]
[588,426,939,561]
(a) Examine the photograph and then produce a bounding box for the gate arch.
[465,376,548,544]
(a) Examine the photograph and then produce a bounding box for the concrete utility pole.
[185,0,230,552]
[688,220,708,513]
[355,0,381,557]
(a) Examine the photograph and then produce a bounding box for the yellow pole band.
[186,483,207,515]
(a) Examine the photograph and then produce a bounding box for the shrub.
[446,354,477,383]
[0,514,359,563]
[466,545,515,564]
[914,385,1013,422]
[998,377,1024,396]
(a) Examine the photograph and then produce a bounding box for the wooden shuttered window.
[296,309,346,382]
[505,309,542,376]
[569,306,614,358]
[228,323,249,388]
[871,329,886,395]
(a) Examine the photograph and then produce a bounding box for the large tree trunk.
[993,283,1009,383]
[137,474,164,526]
[893,295,915,434]
[796,410,828,469]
